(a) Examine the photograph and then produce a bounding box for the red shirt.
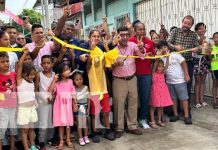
[128,36,154,75]
[0,72,17,108]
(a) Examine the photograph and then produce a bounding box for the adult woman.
[128,22,155,129]
[16,32,26,47]
[151,33,160,52]
[75,29,117,143]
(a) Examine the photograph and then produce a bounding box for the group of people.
[0,7,217,150]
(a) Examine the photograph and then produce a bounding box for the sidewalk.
[47,96,218,150]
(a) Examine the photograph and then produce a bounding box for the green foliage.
[9,9,42,37]
[18,8,42,24]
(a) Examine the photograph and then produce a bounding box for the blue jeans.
[137,74,152,120]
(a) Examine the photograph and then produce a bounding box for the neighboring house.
[82,0,217,38]
[136,0,218,39]
[82,0,143,37]
[82,0,218,96]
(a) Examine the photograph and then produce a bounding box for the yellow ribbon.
[0,36,211,59]
[52,36,90,53]
[0,47,24,52]
[51,36,195,60]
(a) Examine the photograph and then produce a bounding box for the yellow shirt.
[211,45,218,71]
[88,47,108,96]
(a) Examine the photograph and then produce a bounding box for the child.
[35,55,55,149]
[158,40,192,125]
[0,52,17,150]
[149,49,173,128]
[48,63,76,149]
[211,32,218,108]
[15,51,33,150]
[23,53,33,64]
[72,70,90,146]
[16,48,38,150]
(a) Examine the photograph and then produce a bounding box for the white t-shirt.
[162,54,186,84]
[8,52,18,72]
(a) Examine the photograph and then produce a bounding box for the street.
[47,96,218,150]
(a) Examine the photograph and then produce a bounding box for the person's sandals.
[193,103,202,109]
[202,102,209,107]
[66,139,74,148]
[149,122,158,129]
[57,141,64,150]
[157,121,166,127]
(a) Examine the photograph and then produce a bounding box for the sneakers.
[104,129,115,141]
[139,120,150,129]
[79,138,85,146]
[39,142,46,150]
[84,136,90,144]
[92,132,100,143]
[29,145,39,150]
[170,116,180,122]
[184,117,192,125]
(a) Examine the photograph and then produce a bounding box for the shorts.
[17,106,38,126]
[167,82,189,101]
[90,93,110,115]
[211,70,218,80]
[74,103,88,117]
[0,108,17,139]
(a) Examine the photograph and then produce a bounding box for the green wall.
[82,0,142,37]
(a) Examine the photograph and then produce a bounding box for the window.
[107,0,118,5]
[96,0,102,10]
[84,4,92,15]
[115,14,127,29]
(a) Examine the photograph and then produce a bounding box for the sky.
[0,0,37,22]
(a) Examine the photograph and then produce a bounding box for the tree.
[11,9,42,37]
[18,8,41,24]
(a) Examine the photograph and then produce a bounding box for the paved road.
[47,97,218,150]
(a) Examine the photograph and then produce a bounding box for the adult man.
[53,8,80,46]
[112,26,144,138]
[52,8,80,71]
[167,15,201,120]
[6,26,18,48]
[25,24,56,71]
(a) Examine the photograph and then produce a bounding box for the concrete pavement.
[47,96,218,150]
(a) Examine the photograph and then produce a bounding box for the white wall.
[136,0,218,96]
[136,0,218,38]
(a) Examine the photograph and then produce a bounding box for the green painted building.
[82,0,143,37]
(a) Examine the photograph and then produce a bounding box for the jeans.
[187,61,194,117]
[177,61,193,118]
[137,74,152,121]
[38,103,54,143]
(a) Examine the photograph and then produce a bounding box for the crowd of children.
[0,13,218,150]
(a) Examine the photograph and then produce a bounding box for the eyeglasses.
[17,37,25,41]
[119,33,130,38]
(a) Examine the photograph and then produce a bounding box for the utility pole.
[41,0,46,28]
[43,0,50,29]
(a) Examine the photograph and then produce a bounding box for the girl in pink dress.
[149,48,173,128]
[48,63,77,149]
